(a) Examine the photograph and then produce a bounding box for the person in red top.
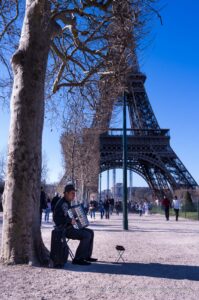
[162,195,171,221]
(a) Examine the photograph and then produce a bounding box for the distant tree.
[60,98,100,200]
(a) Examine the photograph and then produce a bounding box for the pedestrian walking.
[162,195,171,221]
[110,198,115,215]
[144,201,149,215]
[172,195,181,221]
[89,200,96,219]
[104,196,110,219]
[98,200,105,219]
[138,203,143,216]
[45,197,51,222]
[40,186,47,224]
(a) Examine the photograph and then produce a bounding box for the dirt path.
[0,212,199,300]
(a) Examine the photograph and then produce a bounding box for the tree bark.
[1,0,52,264]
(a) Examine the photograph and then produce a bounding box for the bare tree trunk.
[1,0,52,264]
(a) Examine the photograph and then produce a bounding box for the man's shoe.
[86,257,98,262]
[53,264,64,269]
[72,259,91,265]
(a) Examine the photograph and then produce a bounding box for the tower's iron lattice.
[99,72,197,198]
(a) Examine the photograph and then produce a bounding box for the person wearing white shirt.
[172,195,181,221]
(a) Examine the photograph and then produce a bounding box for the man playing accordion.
[53,184,97,266]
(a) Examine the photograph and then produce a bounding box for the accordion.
[68,204,89,229]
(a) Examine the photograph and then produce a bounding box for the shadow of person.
[64,261,199,281]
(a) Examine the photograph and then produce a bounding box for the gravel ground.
[0,212,199,300]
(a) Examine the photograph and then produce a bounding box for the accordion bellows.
[68,204,89,229]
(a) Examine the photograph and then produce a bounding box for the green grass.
[151,206,199,220]
[181,211,199,220]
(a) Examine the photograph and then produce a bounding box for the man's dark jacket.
[53,197,73,227]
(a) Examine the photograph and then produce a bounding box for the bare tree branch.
[0,0,19,41]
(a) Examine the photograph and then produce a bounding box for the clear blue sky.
[1,1,199,190]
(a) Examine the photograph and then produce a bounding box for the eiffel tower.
[60,0,197,200]
[99,71,198,199]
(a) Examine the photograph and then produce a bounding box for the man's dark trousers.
[165,207,170,220]
[174,208,179,221]
[65,226,94,260]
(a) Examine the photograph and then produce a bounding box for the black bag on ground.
[50,227,69,268]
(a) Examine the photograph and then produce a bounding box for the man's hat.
[64,184,76,193]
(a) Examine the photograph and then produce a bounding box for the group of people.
[88,196,121,219]
[88,198,154,219]
[137,201,151,216]
[88,199,97,219]
[134,195,181,220]
[162,195,181,221]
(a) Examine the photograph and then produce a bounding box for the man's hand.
[71,218,77,225]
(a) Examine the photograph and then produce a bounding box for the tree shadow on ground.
[90,223,122,227]
[64,261,199,281]
[91,227,199,234]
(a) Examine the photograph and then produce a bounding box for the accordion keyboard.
[68,204,89,229]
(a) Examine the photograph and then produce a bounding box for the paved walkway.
[0,212,199,299]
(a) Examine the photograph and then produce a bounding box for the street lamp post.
[107,169,110,196]
[87,70,129,229]
[123,91,128,230]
